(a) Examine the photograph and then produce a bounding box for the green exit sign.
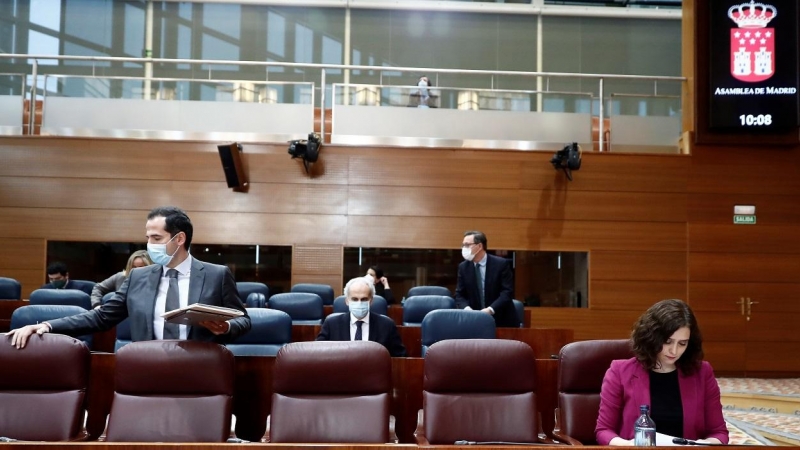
[734,215,756,225]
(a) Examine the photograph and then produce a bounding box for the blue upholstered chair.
[0,277,22,300]
[513,299,525,328]
[420,309,496,356]
[290,283,335,306]
[237,282,269,305]
[332,295,389,316]
[114,318,132,352]
[268,293,324,325]
[67,280,95,296]
[402,295,454,327]
[226,308,292,356]
[10,305,93,349]
[29,289,92,310]
[246,292,267,308]
[407,286,452,298]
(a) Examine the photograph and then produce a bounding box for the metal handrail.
[1,53,685,151]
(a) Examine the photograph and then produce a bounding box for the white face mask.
[462,246,475,262]
[349,301,370,319]
[147,233,181,266]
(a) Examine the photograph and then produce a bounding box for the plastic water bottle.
[634,404,656,446]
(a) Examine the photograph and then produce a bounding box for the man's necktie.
[475,263,485,309]
[354,320,364,341]
[163,269,180,339]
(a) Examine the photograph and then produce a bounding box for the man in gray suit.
[7,206,251,349]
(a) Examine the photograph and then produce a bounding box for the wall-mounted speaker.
[217,143,248,192]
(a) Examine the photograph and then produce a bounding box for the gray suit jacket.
[49,257,250,343]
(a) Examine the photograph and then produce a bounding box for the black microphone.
[454,440,550,446]
[455,440,477,445]
[673,437,724,446]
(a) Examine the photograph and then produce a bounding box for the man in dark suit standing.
[8,206,251,349]
[455,230,518,328]
[316,277,406,357]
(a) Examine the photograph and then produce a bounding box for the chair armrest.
[413,409,430,445]
[551,407,584,445]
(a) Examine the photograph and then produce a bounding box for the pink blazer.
[595,357,729,445]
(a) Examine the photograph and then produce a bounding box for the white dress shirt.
[153,254,192,340]
[349,312,370,341]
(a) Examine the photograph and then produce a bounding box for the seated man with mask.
[316,276,406,357]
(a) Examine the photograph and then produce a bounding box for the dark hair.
[464,230,487,251]
[46,262,68,276]
[147,206,193,250]
[631,299,703,374]
[369,266,384,280]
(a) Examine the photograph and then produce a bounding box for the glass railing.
[40,75,314,141]
[0,73,25,135]
[608,93,682,154]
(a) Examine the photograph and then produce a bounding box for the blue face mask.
[147,233,180,266]
[348,301,370,319]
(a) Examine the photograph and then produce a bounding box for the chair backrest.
[419,339,538,445]
[226,308,292,356]
[10,305,93,349]
[237,282,269,304]
[29,289,92,310]
[268,293,324,325]
[513,299,525,328]
[114,318,132,352]
[0,333,90,441]
[68,280,95,296]
[407,286,451,298]
[105,340,235,442]
[402,295,454,326]
[0,277,21,300]
[556,339,634,445]
[420,310,496,356]
[332,295,389,316]
[290,283,335,306]
[270,341,392,443]
[246,292,267,308]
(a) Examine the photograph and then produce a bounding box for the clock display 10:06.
[739,114,773,126]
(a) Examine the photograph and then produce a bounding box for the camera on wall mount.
[550,142,582,181]
[288,133,322,175]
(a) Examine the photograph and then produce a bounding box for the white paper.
[656,432,682,446]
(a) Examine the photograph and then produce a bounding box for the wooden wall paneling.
[348,186,521,219]
[591,251,687,282]
[692,311,746,342]
[690,282,800,314]
[746,313,800,343]
[746,342,800,373]
[0,208,348,246]
[0,238,46,298]
[528,308,641,341]
[689,252,800,283]
[348,154,523,189]
[590,280,688,311]
[703,342,746,374]
[688,160,800,195]
[0,177,348,216]
[520,153,690,193]
[519,190,687,223]
[681,0,695,133]
[688,193,800,225]
[689,224,800,254]
[291,245,343,294]
[347,217,687,252]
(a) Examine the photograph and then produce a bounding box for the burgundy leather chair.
[104,340,235,442]
[0,333,90,441]
[268,341,393,443]
[414,339,542,445]
[553,339,634,445]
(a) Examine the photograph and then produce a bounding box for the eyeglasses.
[461,243,478,249]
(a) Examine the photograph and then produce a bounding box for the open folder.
[162,303,244,326]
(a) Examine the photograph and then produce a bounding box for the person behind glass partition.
[366,266,394,305]
[417,76,431,108]
[595,299,729,446]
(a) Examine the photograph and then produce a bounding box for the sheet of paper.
[656,432,682,446]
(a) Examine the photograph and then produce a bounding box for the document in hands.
[162,304,243,326]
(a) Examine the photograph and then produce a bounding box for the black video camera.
[550,142,582,181]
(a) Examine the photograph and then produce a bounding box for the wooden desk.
[0,300,27,332]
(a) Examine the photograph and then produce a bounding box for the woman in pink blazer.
[595,299,729,446]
